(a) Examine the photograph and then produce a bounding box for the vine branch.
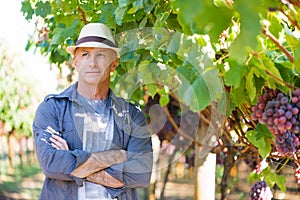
[77,6,87,24]
[162,106,206,148]
[264,70,297,90]
[262,27,294,63]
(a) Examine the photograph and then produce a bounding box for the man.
[33,23,153,200]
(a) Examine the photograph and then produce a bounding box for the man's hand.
[87,170,125,188]
[71,150,127,178]
[50,134,69,150]
[46,126,69,150]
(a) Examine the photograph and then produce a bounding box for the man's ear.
[73,57,79,71]
[110,58,118,72]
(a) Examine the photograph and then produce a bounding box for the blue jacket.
[32,83,153,200]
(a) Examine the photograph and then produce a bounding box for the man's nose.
[89,55,98,67]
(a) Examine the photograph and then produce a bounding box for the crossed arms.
[50,131,127,188]
[33,100,153,191]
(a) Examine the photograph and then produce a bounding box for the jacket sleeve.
[32,99,90,186]
[106,105,153,196]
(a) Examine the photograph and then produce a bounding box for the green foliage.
[246,124,273,158]
[0,46,39,136]
[262,166,286,192]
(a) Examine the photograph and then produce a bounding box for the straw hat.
[66,23,119,56]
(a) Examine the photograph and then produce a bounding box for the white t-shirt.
[75,93,116,200]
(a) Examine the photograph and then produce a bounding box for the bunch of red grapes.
[249,180,273,200]
[251,88,300,156]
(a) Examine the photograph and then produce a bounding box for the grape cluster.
[251,88,300,156]
[249,180,273,200]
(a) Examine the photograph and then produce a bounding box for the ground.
[0,154,299,199]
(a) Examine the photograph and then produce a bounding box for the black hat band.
[76,36,117,48]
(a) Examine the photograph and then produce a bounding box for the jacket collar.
[44,82,127,112]
[44,81,132,134]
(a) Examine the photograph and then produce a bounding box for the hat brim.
[66,42,119,57]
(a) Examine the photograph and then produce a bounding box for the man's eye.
[97,53,105,57]
[81,53,88,57]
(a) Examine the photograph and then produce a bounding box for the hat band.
[76,36,117,48]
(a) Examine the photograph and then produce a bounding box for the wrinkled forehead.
[74,47,118,61]
[74,47,116,55]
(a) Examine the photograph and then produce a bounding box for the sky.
[0,0,57,94]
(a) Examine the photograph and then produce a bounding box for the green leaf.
[230,0,261,62]
[21,0,34,20]
[224,59,246,88]
[51,27,66,45]
[138,62,153,83]
[99,3,116,27]
[262,55,283,88]
[245,124,273,158]
[245,69,256,102]
[247,171,261,183]
[114,5,127,25]
[147,83,158,98]
[182,75,210,112]
[202,67,224,100]
[35,1,52,18]
[173,0,233,42]
[50,48,68,64]
[159,93,170,106]
[230,78,247,106]
[176,65,198,83]
[255,123,274,139]
[285,33,299,48]
[262,167,286,192]
[139,16,148,28]
[167,33,182,54]
[119,0,134,7]
[294,42,300,74]
[268,12,282,39]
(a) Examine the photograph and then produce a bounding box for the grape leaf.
[114,5,127,25]
[159,93,170,106]
[147,83,158,98]
[35,1,52,18]
[187,76,210,112]
[224,59,247,88]
[245,124,272,159]
[172,0,233,42]
[230,78,247,106]
[255,123,274,139]
[99,3,116,27]
[262,167,286,192]
[230,0,261,62]
[202,67,224,100]
[21,1,34,20]
[119,0,134,7]
[294,43,300,74]
[268,12,282,39]
[245,69,257,102]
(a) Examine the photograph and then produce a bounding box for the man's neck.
[77,82,109,100]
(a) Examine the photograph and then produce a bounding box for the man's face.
[74,47,118,86]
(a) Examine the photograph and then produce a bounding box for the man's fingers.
[50,135,69,150]
[51,142,59,150]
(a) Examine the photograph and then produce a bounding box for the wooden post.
[196,153,216,200]
[194,115,216,200]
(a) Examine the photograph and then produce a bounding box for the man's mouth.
[86,71,100,74]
